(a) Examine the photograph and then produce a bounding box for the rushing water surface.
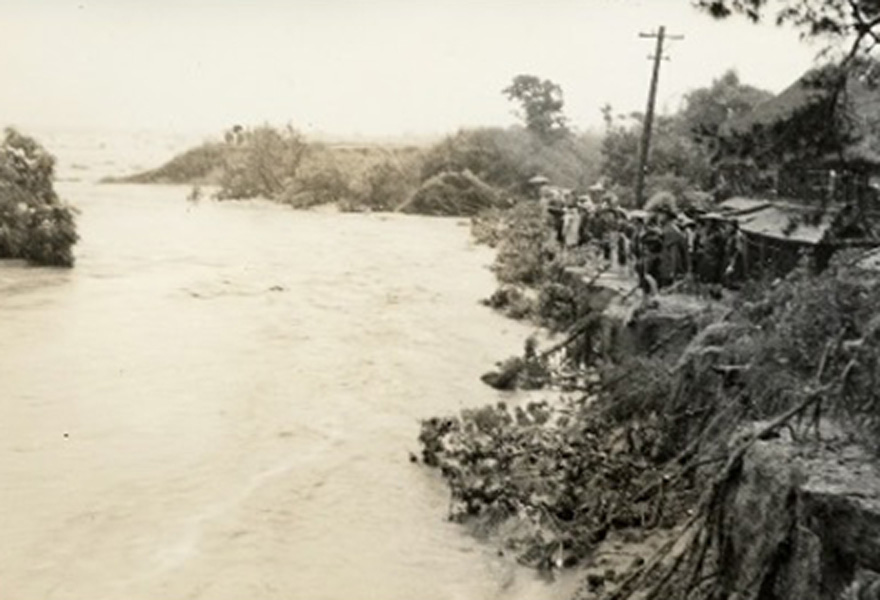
[0,133,580,600]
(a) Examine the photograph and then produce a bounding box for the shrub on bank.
[356,157,422,212]
[493,201,546,285]
[108,124,600,218]
[0,128,78,267]
[217,125,308,200]
[418,392,680,570]
[273,144,424,211]
[421,127,601,194]
[279,158,352,209]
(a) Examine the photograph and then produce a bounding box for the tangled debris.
[589,253,880,600]
[418,392,690,571]
[420,248,880,598]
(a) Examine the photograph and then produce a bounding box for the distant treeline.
[105,69,778,217]
[106,124,603,216]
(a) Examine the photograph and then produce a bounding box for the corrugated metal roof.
[718,197,772,215]
[857,247,880,270]
[734,204,835,244]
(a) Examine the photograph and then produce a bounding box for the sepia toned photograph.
[2,1,880,599]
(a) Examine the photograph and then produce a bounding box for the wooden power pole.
[635,26,683,208]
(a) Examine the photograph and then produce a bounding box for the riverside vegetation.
[0,128,78,267]
[423,205,880,598]
[107,123,602,216]
[411,70,880,600]
[107,70,771,221]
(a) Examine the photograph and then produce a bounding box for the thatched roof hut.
[720,59,880,168]
[716,60,880,205]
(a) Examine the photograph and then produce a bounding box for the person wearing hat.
[698,216,727,285]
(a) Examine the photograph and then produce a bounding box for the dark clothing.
[640,226,663,287]
[548,206,564,245]
[698,228,727,284]
[660,222,688,286]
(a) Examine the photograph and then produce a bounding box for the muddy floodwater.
[0,141,580,600]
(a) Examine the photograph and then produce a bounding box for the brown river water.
[0,134,581,600]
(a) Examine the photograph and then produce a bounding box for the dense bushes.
[0,128,78,267]
[420,252,880,575]
[112,122,602,218]
[422,127,601,194]
[492,201,547,285]
[216,125,308,200]
[356,157,421,212]
[418,382,684,570]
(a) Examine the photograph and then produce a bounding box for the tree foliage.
[492,201,547,286]
[695,0,880,60]
[502,75,570,142]
[421,127,601,195]
[600,71,773,205]
[600,113,712,205]
[0,128,78,267]
[217,125,307,200]
[680,70,774,149]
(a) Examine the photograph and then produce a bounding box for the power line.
[634,26,684,209]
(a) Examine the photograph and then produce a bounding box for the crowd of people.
[538,184,749,295]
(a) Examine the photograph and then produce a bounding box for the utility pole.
[635,26,683,208]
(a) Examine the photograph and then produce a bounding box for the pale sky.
[0,0,824,139]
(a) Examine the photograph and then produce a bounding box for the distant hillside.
[102,142,228,184]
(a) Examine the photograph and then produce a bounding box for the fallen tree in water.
[0,128,78,267]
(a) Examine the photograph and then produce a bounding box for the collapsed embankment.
[419,237,880,598]
[701,425,880,600]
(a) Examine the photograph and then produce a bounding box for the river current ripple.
[0,180,580,600]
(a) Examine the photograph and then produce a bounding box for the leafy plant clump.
[0,128,78,267]
[492,201,548,286]
[217,125,308,200]
[418,391,691,571]
[421,126,601,196]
